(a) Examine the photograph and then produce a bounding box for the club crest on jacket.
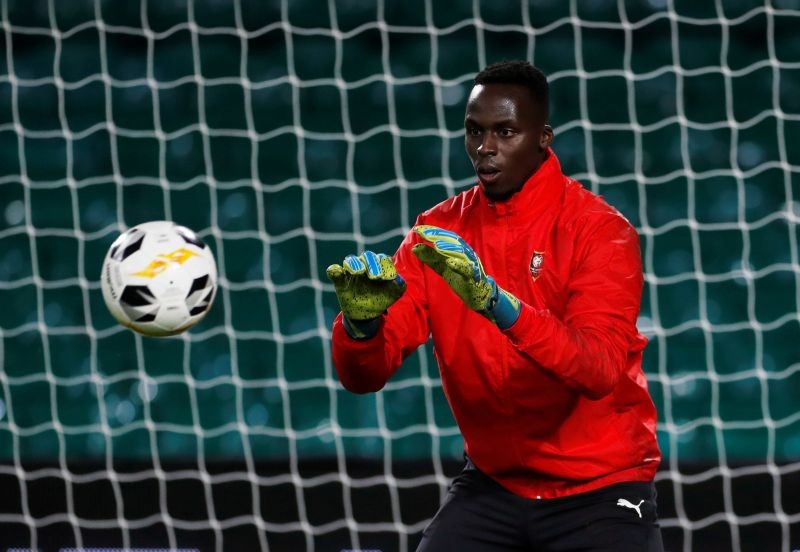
[530,251,545,280]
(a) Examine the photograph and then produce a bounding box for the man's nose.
[477,133,497,156]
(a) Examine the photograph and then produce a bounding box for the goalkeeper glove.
[326,251,406,339]
[411,225,521,330]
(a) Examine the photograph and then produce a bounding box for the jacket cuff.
[341,314,384,340]
[501,303,544,345]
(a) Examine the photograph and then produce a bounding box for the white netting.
[0,0,799,550]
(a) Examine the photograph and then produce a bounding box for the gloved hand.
[326,251,406,339]
[411,225,521,329]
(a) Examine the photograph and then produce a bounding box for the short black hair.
[473,60,549,120]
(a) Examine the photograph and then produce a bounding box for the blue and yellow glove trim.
[327,250,406,339]
[411,225,521,330]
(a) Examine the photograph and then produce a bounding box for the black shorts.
[417,459,664,552]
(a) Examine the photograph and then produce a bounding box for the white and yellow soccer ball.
[101,221,218,337]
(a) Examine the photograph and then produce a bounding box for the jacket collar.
[479,148,565,217]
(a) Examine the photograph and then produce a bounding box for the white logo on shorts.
[616,498,644,518]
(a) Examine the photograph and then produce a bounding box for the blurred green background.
[1,0,799,467]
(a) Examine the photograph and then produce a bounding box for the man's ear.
[540,124,554,150]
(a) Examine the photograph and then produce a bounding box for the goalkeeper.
[328,61,663,551]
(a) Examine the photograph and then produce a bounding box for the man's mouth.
[477,166,501,184]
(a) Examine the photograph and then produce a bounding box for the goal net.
[1,0,799,550]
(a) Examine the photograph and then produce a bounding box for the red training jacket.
[331,150,661,499]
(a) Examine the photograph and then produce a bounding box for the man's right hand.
[326,251,406,339]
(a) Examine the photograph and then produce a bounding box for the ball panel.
[120,285,156,307]
[134,312,157,323]
[187,275,209,296]
[185,273,215,317]
[174,225,207,249]
[111,228,146,262]
[156,303,190,327]
[188,288,214,316]
[119,285,161,325]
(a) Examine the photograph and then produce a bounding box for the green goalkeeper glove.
[411,225,521,329]
[326,251,407,339]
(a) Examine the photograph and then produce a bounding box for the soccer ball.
[101,221,218,337]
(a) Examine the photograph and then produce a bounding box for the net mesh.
[1,0,800,550]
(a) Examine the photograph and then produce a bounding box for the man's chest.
[458,217,575,318]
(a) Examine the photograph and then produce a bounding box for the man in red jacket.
[327,61,664,551]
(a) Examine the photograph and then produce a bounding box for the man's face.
[464,83,553,201]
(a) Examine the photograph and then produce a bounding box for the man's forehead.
[466,83,536,115]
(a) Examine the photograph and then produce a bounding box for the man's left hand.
[411,225,521,329]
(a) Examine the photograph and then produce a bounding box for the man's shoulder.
[561,178,636,235]
[559,180,641,267]
[417,185,480,223]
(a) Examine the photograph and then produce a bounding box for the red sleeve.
[503,215,647,400]
[331,227,430,394]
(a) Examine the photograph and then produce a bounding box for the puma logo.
[616,498,644,518]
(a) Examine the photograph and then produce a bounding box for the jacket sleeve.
[331,227,430,394]
[503,214,647,400]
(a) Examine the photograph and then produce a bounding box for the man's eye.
[467,127,481,136]
[500,129,515,137]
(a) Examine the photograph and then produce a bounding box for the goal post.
[1,0,799,550]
